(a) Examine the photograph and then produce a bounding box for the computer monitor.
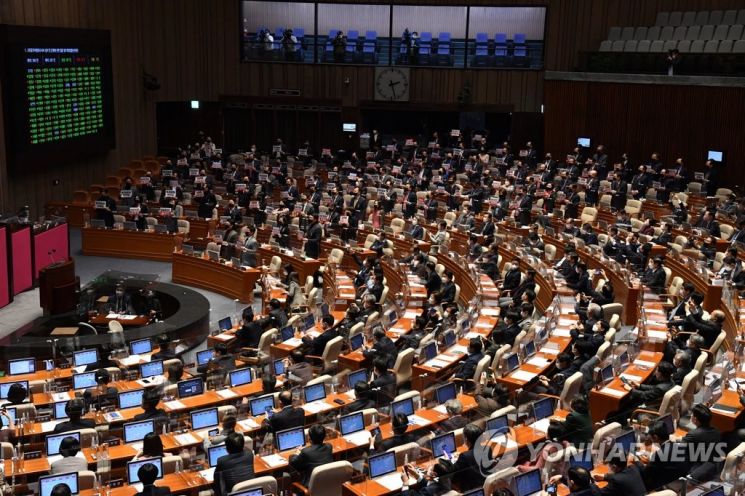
[532,397,554,422]
[600,364,614,383]
[53,402,67,420]
[218,317,233,331]
[342,123,357,133]
[569,448,593,471]
[0,381,28,399]
[430,432,456,459]
[577,137,591,148]
[178,378,204,398]
[701,486,725,496]
[127,457,163,484]
[73,349,98,367]
[197,350,213,366]
[46,432,81,456]
[613,430,636,454]
[504,353,520,374]
[8,358,35,376]
[207,250,220,262]
[523,341,536,358]
[386,309,398,326]
[618,351,629,367]
[657,413,674,436]
[486,415,509,437]
[72,372,97,390]
[280,326,295,341]
[118,389,145,410]
[349,333,364,351]
[347,369,368,390]
[229,489,263,496]
[229,368,253,388]
[249,394,275,417]
[462,490,485,496]
[707,150,724,162]
[391,398,415,418]
[513,468,542,496]
[0,407,16,427]
[139,360,164,379]
[273,359,285,377]
[303,383,326,403]
[320,303,330,317]
[339,412,365,436]
[129,338,152,355]
[303,314,316,331]
[435,383,457,404]
[369,452,397,479]
[191,408,219,430]
[208,444,229,467]
[421,342,437,362]
[276,427,305,452]
[123,420,155,443]
[443,330,456,348]
[39,472,79,496]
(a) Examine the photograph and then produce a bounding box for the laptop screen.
[614,430,636,454]
[524,341,536,357]
[229,489,263,496]
[127,457,163,484]
[386,310,398,326]
[347,369,368,389]
[0,381,28,399]
[421,342,437,361]
[514,469,542,496]
[369,452,397,478]
[600,364,614,383]
[435,383,457,404]
[532,398,554,421]
[349,333,364,351]
[178,378,204,398]
[391,398,414,418]
[273,359,285,376]
[197,350,213,366]
[249,394,275,417]
[8,358,35,376]
[72,372,97,390]
[276,427,305,451]
[124,420,155,443]
[618,351,629,367]
[569,449,593,471]
[129,339,152,355]
[339,412,365,435]
[46,432,81,456]
[486,415,509,437]
[118,389,145,409]
[191,408,219,430]
[281,326,295,341]
[505,353,520,373]
[657,413,674,436]
[218,317,233,331]
[702,486,726,496]
[73,349,98,367]
[39,472,79,496]
[229,367,253,388]
[208,444,229,467]
[303,383,326,403]
[140,360,164,379]
[430,432,456,459]
[443,331,456,347]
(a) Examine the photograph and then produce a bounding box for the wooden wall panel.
[544,79,745,187]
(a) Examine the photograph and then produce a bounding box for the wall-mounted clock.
[374,67,410,102]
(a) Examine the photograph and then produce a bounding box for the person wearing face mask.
[108,285,133,314]
[409,217,424,240]
[363,327,397,368]
[302,314,337,357]
[548,467,599,496]
[567,262,592,294]
[641,256,667,293]
[435,270,456,304]
[454,338,484,387]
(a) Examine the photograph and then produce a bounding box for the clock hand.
[388,80,398,99]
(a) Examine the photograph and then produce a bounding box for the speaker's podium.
[39,259,79,315]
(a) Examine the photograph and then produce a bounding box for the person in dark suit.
[671,350,693,386]
[452,424,486,491]
[53,399,96,433]
[213,432,254,496]
[480,213,496,244]
[94,191,116,227]
[108,285,133,314]
[400,458,455,496]
[454,338,484,386]
[609,171,628,212]
[593,454,646,496]
[409,217,425,240]
[304,214,323,259]
[640,421,688,491]
[404,185,418,218]
[236,310,263,348]
[436,399,468,434]
[197,187,217,220]
[641,257,667,293]
[197,342,236,378]
[83,368,118,411]
[363,327,397,368]
[556,397,593,446]
[151,334,176,361]
[303,314,338,357]
[134,462,170,496]
[567,262,592,294]
[372,412,418,453]
[289,424,333,486]
[424,262,442,296]
[133,389,169,427]
[612,361,675,425]
[489,311,521,347]
[681,404,721,482]
[342,381,376,414]
[369,358,396,404]
[435,270,456,305]
[548,466,599,496]
[266,391,304,434]
[500,263,521,292]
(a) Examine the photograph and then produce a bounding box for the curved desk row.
[171,252,260,303]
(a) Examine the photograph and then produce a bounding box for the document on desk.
[212,332,234,341]
[51,392,72,402]
[438,354,459,363]
[482,308,499,316]
[633,359,656,369]
[600,387,626,397]
[552,328,572,338]
[531,418,552,433]
[261,453,288,468]
[302,401,333,414]
[408,415,429,426]
[375,473,405,491]
[343,430,371,446]
[199,468,216,482]
[476,321,493,328]
[120,315,137,320]
[539,346,559,355]
[174,433,199,445]
[433,405,448,415]
[216,389,238,399]
[165,400,186,410]
[424,358,451,369]
[646,330,668,340]
[41,420,63,433]
[449,344,469,355]
[404,310,420,319]
[284,338,303,347]
[619,374,643,384]
[510,370,538,382]
[118,355,142,367]
[106,313,119,319]
[238,418,260,430]
[526,357,551,367]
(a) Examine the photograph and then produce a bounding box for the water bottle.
[10,446,17,476]
[91,432,98,450]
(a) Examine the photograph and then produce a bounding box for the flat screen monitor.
[39,472,79,496]
[702,487,725,496]
[229,368,253,388]
[369,451,397,479]
[178,378,204,399]
[72,372,97,390]
[504,353,520,374]
[618,351,629,367]
[614,430,636,454]
[8,358,35,375]
[600,364,614,383]
[421,342,437,362]
[391,398,414,418]
[569,448,593,471]
[273,359,285,376]
[707,150,724,162]
[532,397,554,421]
[386,309,398,326]
[53,401,67,420]
[197,350,213,366]
[123,420,154,443]
[218,317,233,331]
[276,427,305,452]
[129,339,152,355]
[118,389,144,410]
[486,415,509,437]
[46,431,80,456]
[524,341,536,358]
[280,326,295,341]
[139,360,164,379]
[435,383,457,404]
[303,383,326,403]
[443,330,456,348]
[347,369,368,390]
[349,332,364,351]
[73,349,98,367]
[229,489,263,496]
[208,444,229,467]
[342,123,357,133]
[249,394,275,417]
[303,314,316,331]
[339,412,365,436]
[191,407,219,431]
[127,457,163,484]
[657,413,674,436]
[0,407,16,427]
[577,137,591,148]
[430,432,456,459]
[514,469,542,496]
[0,381,27,399]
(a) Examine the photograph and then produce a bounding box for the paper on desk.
[212,333,234,341]
[120,315,137,320]
[526,357,550,367]
[531,418,552,433]
[200,468,216,482]
[136,376,164,387]
[261,453,288,468]
[482,308,499,316]
[375,473,405,492]
[465,332,482,340]
[552,328,572,338]
[118,355,142,367]
[216,389,238,399]
[539,347,559,356]
[600,387,626,398]
[645,308,665,314]
[345,390,356,400]
[106,313,118,319]
[174,433,199,445]
[620,374,643,384]
[438,354,459,363]
[404,311,420,319]
[510,370,538,382]
[165,400,186,410]
[104,411,123,422]
[302,401,333,414]
[634,359,656,369]
[424,358,451,369]
[238,418,260,430]
[284,338,303,347]
[409,415,429,426]
[51,392,71,402]
[646,330,668,340]
[41,420,63,432]
[558,318,576,326]
[433,405,448,415]
[449,345,469,354]
[343,430,371,446]
[72,365,87,374]
[476,322,493,329]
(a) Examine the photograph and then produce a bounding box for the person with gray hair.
[672,349,693,386]
[436,398,467,433]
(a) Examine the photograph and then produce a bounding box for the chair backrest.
[559,372,584,410]
[393,390,420,405]
[658,385,682,418]
[392,348,415,386]
[490,344,511,373]
[601,303,623,321]
[231,476,278,495]
[258,328,278,354]
[544,446,577,478]
[307,461,354,496]
[321,336,344,369]
[329,248,344,265]
[78,471,97,491]
[13,403,37,421]
[483,467,520,495]
[162,454,182,474]
[269,255,282,273]
[708,331,727,359]
[471,355,491,394]
[592,421,621,451]
[544,244,557,262]
[388,441,421,466]
[721,442,745,481]
[580,207,597,224]
[679,369,699,415]
[0,442,13,459]
[511,331,527,354]
[306,374,332,387]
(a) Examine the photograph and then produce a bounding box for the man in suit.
[614,361,675,424]
[680,404,721,482]
[640,420,689,491]
[213,432,254,496]
[54,399,96,433]
[108,285,133,314]
[454,338,484,387]
[424,262,442,296]
[436,399,469,434]
[197,187,217,219]
[342,381,376,414]
[641,257,667,293]
[134,389,169,427]
[236,311,263,349]
[241,226,258,267]
[630,165,650,199]
[404,185,418,219]
[197,342,235,379]
[51,436,88,474]
[480,213,496,244]
[695,210,721,238]
[452,424,486,491]
[369,358,397,404]
[435,270,456,304]
[363,328,397,368]
[286,350,314,386]
[593,454,646,496]
[372,413,419,452]
[304,214,323,259]
[585,170,600,205]
[548,467,598,496]
[289,424,333,486]
[409,217,425,240]
[667,282,695,324]
[567,262,592,294]
[266,391,304,434]
[672,350,693,386]
[135,462,170,496]
[609,171,628,212]
[500,263,521,292]
[303,314,338,357]
[489,311,521,347]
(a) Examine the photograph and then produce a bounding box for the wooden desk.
[81,227,181,262]
[89,314,151,327]
[257,246,322,282]
[171,252,260,303]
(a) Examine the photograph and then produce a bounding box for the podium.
[39,258,78,315]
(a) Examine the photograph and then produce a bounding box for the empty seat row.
[474,33,527,45]
[327,30,378,41]
[655,10,745,28]
[599,38,745,54]
[608,24,745,42]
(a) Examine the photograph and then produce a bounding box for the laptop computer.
[218,317,233,331]
[430,431,456,459]
[178,378,204,398]
[281,326,295,342]
[8,358,35,376]
[118,389,145,410]
[420,342,437,363]
[276,427,305,451]
[249,394,275,417]
[229,368,253,388]
[349,332,364,352]
[73,349,98,367]
[613,430,636,455]
[140,360,164,379]
[347,369,368,390]
[191,408,219,432]
[0,381,27,399]
[569,448,593,471]
[434,383,457,405]
[513,468,542,496]
[368,452,401,491]
[273,359,285,377]
[46,431,81,457]
[503,353,520,375]
[339,412,370,445]
[303,383,326,403]
[72,372,97,390]
[486,415,509,439]
[197,349,213,367]
[123,420,155,447]
[129,338,152,355]
[39,472,79,496]
[127,456,163,492]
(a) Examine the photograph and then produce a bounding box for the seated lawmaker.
[134,388,168,427]
[213,432,254,496]
[369,358,396,403]
[51,436,88,474]
[265,391,304,434]
[289,424,333,486]
[362,326,397,368]
[303,314,338,357]
[453,338,484,388]
[592,454,646,496]
[135,462,170,496]
[54,399,96,433]
[371,412,418,453]
[151,334,177,360]
[451,424,487,491]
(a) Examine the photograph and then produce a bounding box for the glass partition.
[391,6,467,67]
[467,6,546,69]
[241,1,316,63]
[317,4,391,65]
